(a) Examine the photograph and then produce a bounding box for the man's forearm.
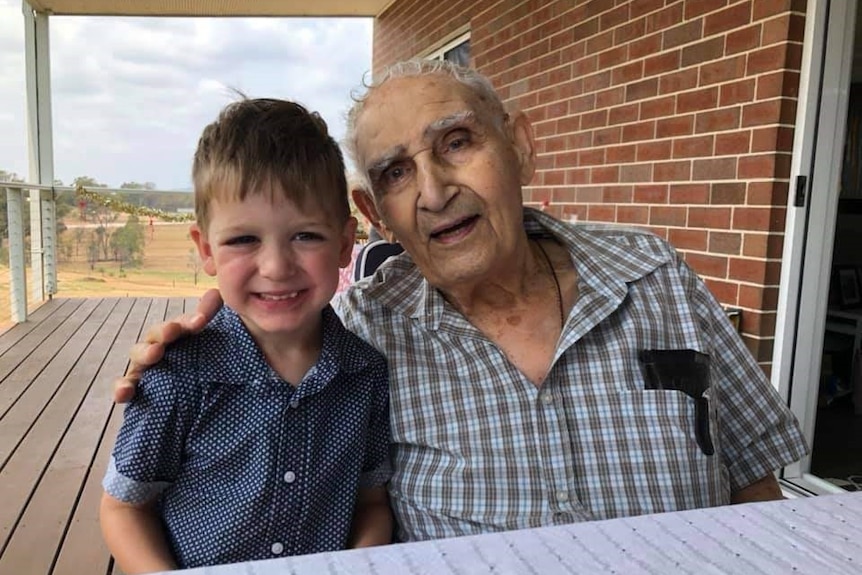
[730,473,784,504]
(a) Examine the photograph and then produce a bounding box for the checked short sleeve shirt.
[335,208,808,543]
[103,305,390,568]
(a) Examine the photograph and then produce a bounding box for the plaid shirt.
[335,208,808,542]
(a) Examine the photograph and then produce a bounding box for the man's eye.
[224,235,257,246]
[442,129,472,154]
[380,163,411,189]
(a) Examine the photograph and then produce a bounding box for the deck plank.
[52,298,171,575]
[0,297,188,575]
[0,299,77,357]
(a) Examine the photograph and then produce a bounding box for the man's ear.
[509,111,536,185]
[189,223,217,277]
[338,216,358,268]
[351,186,397,243]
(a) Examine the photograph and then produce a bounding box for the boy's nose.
[258,245,297,280]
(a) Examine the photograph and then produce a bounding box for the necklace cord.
[534,240,565,329]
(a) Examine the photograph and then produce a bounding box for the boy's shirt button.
[271,542,284,555]
[284,471,296,483]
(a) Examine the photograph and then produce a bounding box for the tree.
[110,214,145,271]
[188,248,203,285]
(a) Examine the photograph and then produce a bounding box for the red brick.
[756,70,789,99]
[609,102,640,125]
[729,257,783,285]
[592,166,620,184]
[689,207,733,229]
[612,61,645,86]
[659,68,699,94]
[734,206,785,232]
[584,70,612,93]
[670,183,710,204]
[704,278,740,305]
[626,78,659,102]
[747,180,788,205]
[620,163,653,183]
[577,186,604,203]
[542,170,566,186]
[709,231,742,254]
[700,55,747,86]
[663,20,702,49]
[647,3,684,33]
[631,33,664,59]
[742,100,782,127]
[594,126,622,146]
[743,232,784,258]
[673,135,715,158]
[654,160,692,181]
[623,120,657,141]
[684,0,723,20]
[607,144,637,163]
[587,29,615,55]
[603,186,633,202]
[657,115,694,137]
[739,284,780,310]
[582,109,610,130]
[641,95,677,119]
[681,37,725,68]
[693,157,737,180]
[565,168,591,185]
[747,45,786,74]
[599,45,629,69]
[632,0,666,19]
[634,184,668,203]
[587,204,617,222]
[726,24,761,56]
[738,154,782,179]
[615,17,647,45]
[704,2,753,36]
[669,228,709,250]
[637,140,673,161]
[618,205,650,224]
[715,131,752,155]
[677,87,719,114]
[644,51,680,77]
[650,205,688,226]
[711,182,747,204]
[696,108,741,133]
[762,14,791,45]
[685,252,729,278]
[579,148,606,166]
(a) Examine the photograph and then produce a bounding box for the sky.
[0,0,373,189]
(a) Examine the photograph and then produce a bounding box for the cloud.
[0,0,372,188]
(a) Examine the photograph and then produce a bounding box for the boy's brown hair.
[192,98,349,230]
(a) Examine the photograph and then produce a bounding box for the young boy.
[100,99,392,573]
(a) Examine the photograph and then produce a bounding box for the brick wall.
[373,0,807,369]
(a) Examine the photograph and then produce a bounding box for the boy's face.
[190,191,356,346]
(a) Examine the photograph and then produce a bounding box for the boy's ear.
[338,216,358,268]
[189,223,216,277]
[351,186,397,243]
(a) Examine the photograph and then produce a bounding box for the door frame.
[774,0,856,493]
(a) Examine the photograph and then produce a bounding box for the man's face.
[352,74,535,291]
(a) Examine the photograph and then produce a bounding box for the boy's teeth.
[260,292,298,300]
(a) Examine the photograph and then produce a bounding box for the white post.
[6,187,27,323]
[22,1,56,305]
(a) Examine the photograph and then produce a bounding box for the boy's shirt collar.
[193,304,368,395]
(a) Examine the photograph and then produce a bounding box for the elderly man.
[117,60,807,543]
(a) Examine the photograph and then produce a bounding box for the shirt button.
[284,471,296,483]
[557,490,569,502]
[289,399,299,409]
[541,393,553,405]
[271,542,284,555]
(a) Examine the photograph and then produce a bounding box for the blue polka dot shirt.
[103,305,391,568]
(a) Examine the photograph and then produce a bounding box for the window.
[426,32,471,67]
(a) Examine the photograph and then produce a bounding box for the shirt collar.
[352,208,672,333]
[196,305,368,389]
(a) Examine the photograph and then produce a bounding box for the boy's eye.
[294,231,325,242]
[224,235,258,246]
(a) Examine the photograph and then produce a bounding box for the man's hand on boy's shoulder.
[113,289,224,404]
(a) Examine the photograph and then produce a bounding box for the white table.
[166,492,862,575]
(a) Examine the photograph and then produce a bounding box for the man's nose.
[414,152,455,212]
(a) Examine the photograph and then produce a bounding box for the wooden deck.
[0,297,198,575]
